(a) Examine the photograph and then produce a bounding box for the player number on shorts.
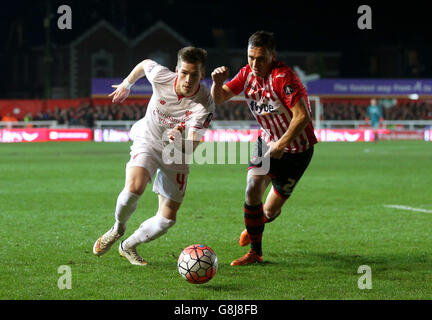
[282,178,297,195]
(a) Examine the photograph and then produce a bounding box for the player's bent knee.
[126,177,148,195]
[127,184,146,196]
[126,167,151,195]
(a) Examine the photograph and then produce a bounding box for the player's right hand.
[211,66,229,86]
[109,84,130,103]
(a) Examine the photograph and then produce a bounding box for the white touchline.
[384,205,432,213]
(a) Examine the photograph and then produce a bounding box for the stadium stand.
[20,99,432,123]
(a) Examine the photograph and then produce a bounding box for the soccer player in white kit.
[93,47,215,265]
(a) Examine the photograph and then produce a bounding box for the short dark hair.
[248,31,276,52]
[177,46,208,69]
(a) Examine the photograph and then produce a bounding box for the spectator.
[23,113,33,122]
[2,112,18,122]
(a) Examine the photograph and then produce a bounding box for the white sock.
[113,189,141,234]
[123,214,176,249]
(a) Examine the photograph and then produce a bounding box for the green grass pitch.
[0,140,431,300]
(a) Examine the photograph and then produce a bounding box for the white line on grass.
[384,205,432,213]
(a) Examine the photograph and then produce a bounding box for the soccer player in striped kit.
[211,31,317,266]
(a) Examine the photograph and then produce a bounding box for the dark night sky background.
[1,0,432,76]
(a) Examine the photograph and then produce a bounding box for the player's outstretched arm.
[266,97,311,159]
[211,66,235,104]
[109,59,152,103]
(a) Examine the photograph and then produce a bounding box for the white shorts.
[126,144,189,203]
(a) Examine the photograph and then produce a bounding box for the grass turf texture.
[0,140,431,300]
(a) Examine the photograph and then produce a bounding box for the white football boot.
[93,227,124,256]
[118,241,148,266]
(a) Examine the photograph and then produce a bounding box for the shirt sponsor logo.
[153,107,193,128]
[249,100,277,115]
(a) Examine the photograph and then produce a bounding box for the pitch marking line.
[384,205,432,213]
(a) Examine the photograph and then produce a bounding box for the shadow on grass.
[198,283,247,292]
[266,250,432,273]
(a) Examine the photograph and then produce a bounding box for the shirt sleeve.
[275,69,307,109]
[143,60,173,84]
[225,67,247,95]
[188,96,215,134]
[189,111,214,132]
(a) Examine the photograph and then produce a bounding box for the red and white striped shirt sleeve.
[225,67,248,95]
[274,69,307,109]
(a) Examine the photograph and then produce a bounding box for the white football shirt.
[129,60,215,152]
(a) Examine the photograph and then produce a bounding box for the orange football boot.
[238,229,251,246]
[230,249,263,266]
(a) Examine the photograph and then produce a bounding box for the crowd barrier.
[2,128,432,143]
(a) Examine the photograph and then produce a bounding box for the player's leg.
[113,166,151,234]
[262,186,285,221]
[239,181,285,247]
[121,194,179,248]
[262,146,315,226]
[238,136,270,245]
[93,153,156,257]
[231,171,270,266]
[93,166,150,256]
[119,168,187,265]
[119,194,179,266]
[233,147,315,265]
[249,146,314,250]
[244,171,272,250]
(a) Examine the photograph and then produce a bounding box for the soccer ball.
[178,244,218,284]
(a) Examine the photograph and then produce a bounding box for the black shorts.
[248,137,314,199]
